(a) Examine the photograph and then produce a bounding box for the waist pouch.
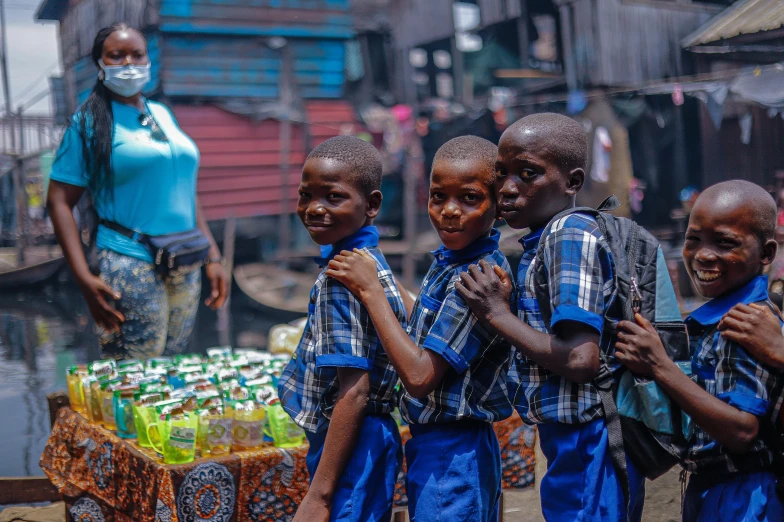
[100,219,211,276]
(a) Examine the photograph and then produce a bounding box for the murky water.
[0,272,279,477]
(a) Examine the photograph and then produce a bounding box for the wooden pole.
[217,217,236,347]
[14,107,26,264]
[278,43,293,268]
[0,0,12,128]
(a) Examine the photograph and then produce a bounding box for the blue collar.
[313,225,380,267]
[431,229,500,266]
[520,227,545,253]
[687,275,769,326]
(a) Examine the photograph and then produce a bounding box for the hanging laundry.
[590,126,612,183]
[739,112,753,145]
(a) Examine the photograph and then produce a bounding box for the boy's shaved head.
[306,136,383,197]
[433,135,498,185]
[503,113,588,172]
[698,180,776,244]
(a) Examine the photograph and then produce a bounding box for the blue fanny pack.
[100,219,211,276]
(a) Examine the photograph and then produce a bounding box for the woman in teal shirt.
[47,23,227,359]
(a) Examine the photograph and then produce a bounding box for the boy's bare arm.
[718,303,784,370]
[294,368,370,522]
[616,315,760,453]
[327,250,449,399]
[455,261,600,384]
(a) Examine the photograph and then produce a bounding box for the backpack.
[531,195,690,509]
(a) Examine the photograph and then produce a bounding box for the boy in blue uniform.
[456,114,645,521]
[616,180,784,522]
[326,135,513,522]
[278,136,408,522]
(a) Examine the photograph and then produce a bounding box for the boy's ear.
[761,238,778,267]
[366,190,383,219]
[565,168,585,197]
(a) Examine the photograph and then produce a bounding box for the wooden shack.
[683,0,784,189]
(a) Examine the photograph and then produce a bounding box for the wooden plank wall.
[160,36,345,99]
[591,0,718,86]
[174,100,362,220]
[389,0,455,49]
[479,0,524,27]
[157,0,353,99]
[158,0,353,38]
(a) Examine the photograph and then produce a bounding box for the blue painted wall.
[157,0,353,99]
[161,36,345,99]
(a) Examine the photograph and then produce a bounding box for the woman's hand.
[77,273,125,333]
[326,249,383,302]
[204,262,228,310]
[615,313,672,378]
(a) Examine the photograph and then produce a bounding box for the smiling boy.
[326,136,513,522]
[616,180,784,522]
[456,114,645,522]
[277,136,407,522]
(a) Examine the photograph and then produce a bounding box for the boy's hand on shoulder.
[718,303,784,369]
[293,492,330,522]
[615,313,671,378]
[326,249,383,302]
[455,260,513,328]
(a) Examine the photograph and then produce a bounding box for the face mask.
[99,60,151,97]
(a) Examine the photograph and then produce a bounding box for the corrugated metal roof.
[174,101,363,220]
[682,0,784,48]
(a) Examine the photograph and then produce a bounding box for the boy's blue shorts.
[538,418,646,522]
[305,414,402,522]
[405,419,502,522]
[683,470,783,522]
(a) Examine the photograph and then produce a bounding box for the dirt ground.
[502,468,683,522]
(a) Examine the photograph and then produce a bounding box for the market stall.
[40,338,535,522]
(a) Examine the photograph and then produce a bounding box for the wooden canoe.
[0,246,65,290]
[234,263,312,322]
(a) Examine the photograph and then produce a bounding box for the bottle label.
[169,427,196,449]
[102,397,115,422]
[207,419,232,446]
[232,420,263,447]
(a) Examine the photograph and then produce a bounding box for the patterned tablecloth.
[40,408,536,522]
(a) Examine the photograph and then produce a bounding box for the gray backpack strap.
[597,352,630,517]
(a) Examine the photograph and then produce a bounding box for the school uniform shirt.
[401,228,514,425]
[684,275,784,474]
[512,213,618,425]
[50,99,200,262]
[278,226,407,434]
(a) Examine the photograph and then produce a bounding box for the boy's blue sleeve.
[314,277,376,371]
[542,215,613,335]
[715,339,781,417]
[50,120,90,188]
[422,280,486,374]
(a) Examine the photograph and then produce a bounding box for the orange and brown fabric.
[41,408,536,522]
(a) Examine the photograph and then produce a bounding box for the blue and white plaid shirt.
[511,213,618,425]
[402,229,514,425]
[684,275,784,474]
[278,226,407,434]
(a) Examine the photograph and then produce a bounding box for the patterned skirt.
[96,249,201,360]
